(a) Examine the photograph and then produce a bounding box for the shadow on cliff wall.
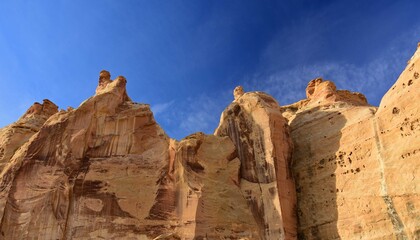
[193,149,283,239]
[194,103,286,239]
[289,106,346,240]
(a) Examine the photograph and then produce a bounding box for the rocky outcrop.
[165,133,260,239]
[0,74,169,239]
[215,88,297,239]
[281,45,420,239]
[0,72,292,239]
[283,98,379,239]
[373,43,420,239]
[0,44,418,240]
[233,86,245,100]
[0,99,58,171]
[305,78,367,107]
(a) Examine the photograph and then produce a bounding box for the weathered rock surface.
[0,72,292,239]
[0,74,170,239]
[0,44,418,240]
[373,43,420,239]
[215,88,297,239]
[0,99,58,171]
[164,133,261,239]
[281,45,420,239]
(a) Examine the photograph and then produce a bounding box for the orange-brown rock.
[305,77,368,107]
[0,71,289,239]
[0,73,170,239]
[0,43,418,240]
[233,85,245,100]
[281,45,420,239]
[161,132,261,239]
[0,99,58,171]
[96,70,112,94]
[215,88,297,239]
[373,43,420,239]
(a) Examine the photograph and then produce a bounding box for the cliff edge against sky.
[0,44,418,239]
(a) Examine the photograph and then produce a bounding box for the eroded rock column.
[215,87,297,239]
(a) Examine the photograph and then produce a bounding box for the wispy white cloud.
[246,26,420,106]
[179,94,223,135]
[153,25,420,140]
[153,90,232,140]
[151,100,175,117]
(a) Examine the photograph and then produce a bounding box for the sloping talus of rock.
[215,88,297,239]
[282,45,419,239]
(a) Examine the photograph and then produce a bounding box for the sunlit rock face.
[373,43,420,239]
[0,99,58,171]
[215,88,297,239]
[0,71,286,239]
[0,73,170,239]
[164,133,261,239]
[0,43,418,240]
[281,45,420,239]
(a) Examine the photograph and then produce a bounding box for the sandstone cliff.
[0,71,283,239]
[0,73,170,239]
[0,99,58,171]
[215,88,296,239]
[281,45,420,239]
[0,44,418,240]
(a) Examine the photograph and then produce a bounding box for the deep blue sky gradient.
[0,0,419,139]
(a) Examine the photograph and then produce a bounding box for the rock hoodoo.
[233,85,245,100]
[305,77,368,107]
[0,43,418,239]
[96,69,112,94]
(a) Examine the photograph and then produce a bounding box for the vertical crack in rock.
[372,117,408,240]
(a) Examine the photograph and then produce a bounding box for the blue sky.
[0,0,419,139]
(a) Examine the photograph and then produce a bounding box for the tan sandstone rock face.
[233,85,245,101]
[373,44,420,239]
[281,45,420,239]
[165,133,261,239]
[0,43,418,240]
[0,71,291,240]
[305,77,368,107]
[96,70,112,94]
[0,99,58,171]
[0,73,170,239]
[215,88,297,239]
